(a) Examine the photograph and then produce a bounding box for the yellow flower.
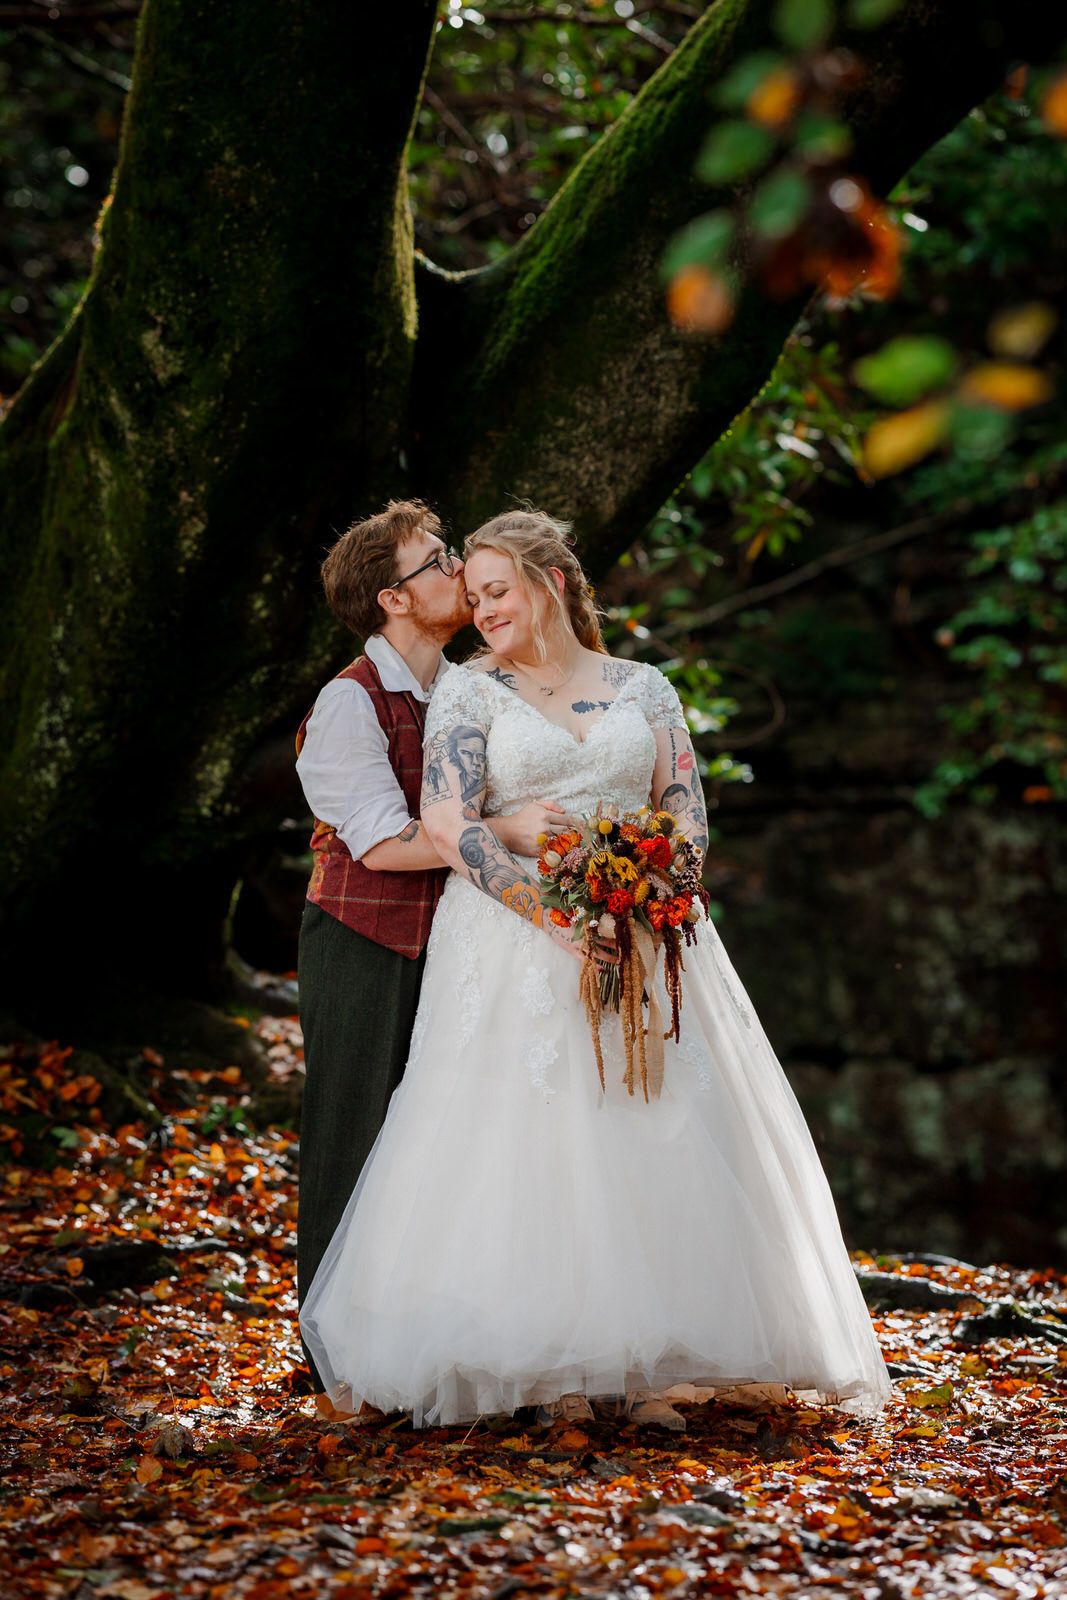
[596,818,614,836]
[610,855,639,884]
[634,878,650,906]
[589,850,612,873]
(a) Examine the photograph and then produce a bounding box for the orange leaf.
[136,1455,164,1485]
[354,1537,388,1555]
[667,265,735,335]
[747,66,800,129]
[65,1256,85,1278]
[862,401,948,479]
[1041,70,1067,136]
[959,362,1053,411]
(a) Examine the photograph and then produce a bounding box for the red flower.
[646,900,668,932]
[587,875,608,903]
[638,837,672,872]
[607,890,634,916]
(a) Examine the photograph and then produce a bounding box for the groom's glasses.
[391,547,460,588]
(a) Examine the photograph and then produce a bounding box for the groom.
[295,500,560,1402]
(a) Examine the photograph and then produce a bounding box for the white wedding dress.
[300,663,891,1424]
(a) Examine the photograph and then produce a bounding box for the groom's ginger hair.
[321,500,442,638]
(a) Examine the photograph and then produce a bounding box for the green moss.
[0,0,439,952]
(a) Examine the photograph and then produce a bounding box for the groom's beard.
[409,588,474,647]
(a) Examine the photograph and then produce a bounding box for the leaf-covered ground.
[2,1032,1066,1599]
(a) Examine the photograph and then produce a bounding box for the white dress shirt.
[296,633,449,863]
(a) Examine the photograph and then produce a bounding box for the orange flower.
[619,824,643,845]
[646,900,668,932]
[638,837,672,872]
[607,890,634,916]
[587,875,608,903]
[549,908,574,927]
[667,896,691,927]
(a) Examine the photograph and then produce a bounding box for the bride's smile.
[465,549,545,657]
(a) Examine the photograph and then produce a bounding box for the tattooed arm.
[360,818,446,872]
[421,719,581,958]
[651,725,710,862]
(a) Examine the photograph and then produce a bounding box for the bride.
[300,509,891,1430]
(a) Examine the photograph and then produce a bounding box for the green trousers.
[296,902,426,1389]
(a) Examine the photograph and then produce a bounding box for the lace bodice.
[423,661,688,819]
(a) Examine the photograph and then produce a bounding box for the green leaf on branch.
[695,120,776,185]
[773,0,832,52]
[713,51,790,109]
[852,336,957,405]
[794,110,853,162]
[662,211,736,278]
[950,403,1014,461]
[750,169,812,239]
[848,0,904,26]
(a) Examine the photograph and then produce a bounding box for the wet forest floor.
[1,1027,1066,1599]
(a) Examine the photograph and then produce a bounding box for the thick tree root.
[854,1270,984,1311]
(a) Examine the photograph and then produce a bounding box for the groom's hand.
[492,801,581,858]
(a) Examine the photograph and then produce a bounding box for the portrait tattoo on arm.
[422,729,454,809]
[422,722,487,810]
[457,824,544,926]
[664,729,710,857]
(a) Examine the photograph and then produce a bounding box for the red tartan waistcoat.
[295,655,447,959]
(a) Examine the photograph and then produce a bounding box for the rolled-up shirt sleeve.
[295,679,414,862]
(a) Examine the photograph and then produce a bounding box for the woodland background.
[1,0,1066,1267]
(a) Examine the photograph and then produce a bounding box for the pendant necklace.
[511,646,581,698]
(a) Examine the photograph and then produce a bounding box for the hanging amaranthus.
[538,804,709,1102]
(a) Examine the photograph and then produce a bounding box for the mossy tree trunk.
[0,0,1063,1029]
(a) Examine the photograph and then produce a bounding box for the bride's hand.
[493,800,581,858]
[544,922,619,967]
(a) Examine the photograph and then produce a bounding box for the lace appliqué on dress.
[522,1036,558,1100]
[430,892,482,1052]
[408,1004,431,1070]
[628,663,689,731]
[712,955,753,1029]
[676,1030,713,1092]
[519,965,555,1018]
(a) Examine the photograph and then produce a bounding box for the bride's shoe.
[623,1391,687,1432]
[535,1392,595,1428]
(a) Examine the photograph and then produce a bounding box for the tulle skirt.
[300,876,891,1425]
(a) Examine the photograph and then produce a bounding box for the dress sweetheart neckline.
[451,659,651,748]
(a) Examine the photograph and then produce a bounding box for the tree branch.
[659,462,1067,640]
[17,23,132,88]
[416,0,1067,581]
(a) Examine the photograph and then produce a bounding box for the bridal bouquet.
[536,806,710,1103]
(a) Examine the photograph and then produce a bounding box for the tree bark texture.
[0,0,1064,1017]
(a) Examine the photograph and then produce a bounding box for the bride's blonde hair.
[464,508,608,663]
